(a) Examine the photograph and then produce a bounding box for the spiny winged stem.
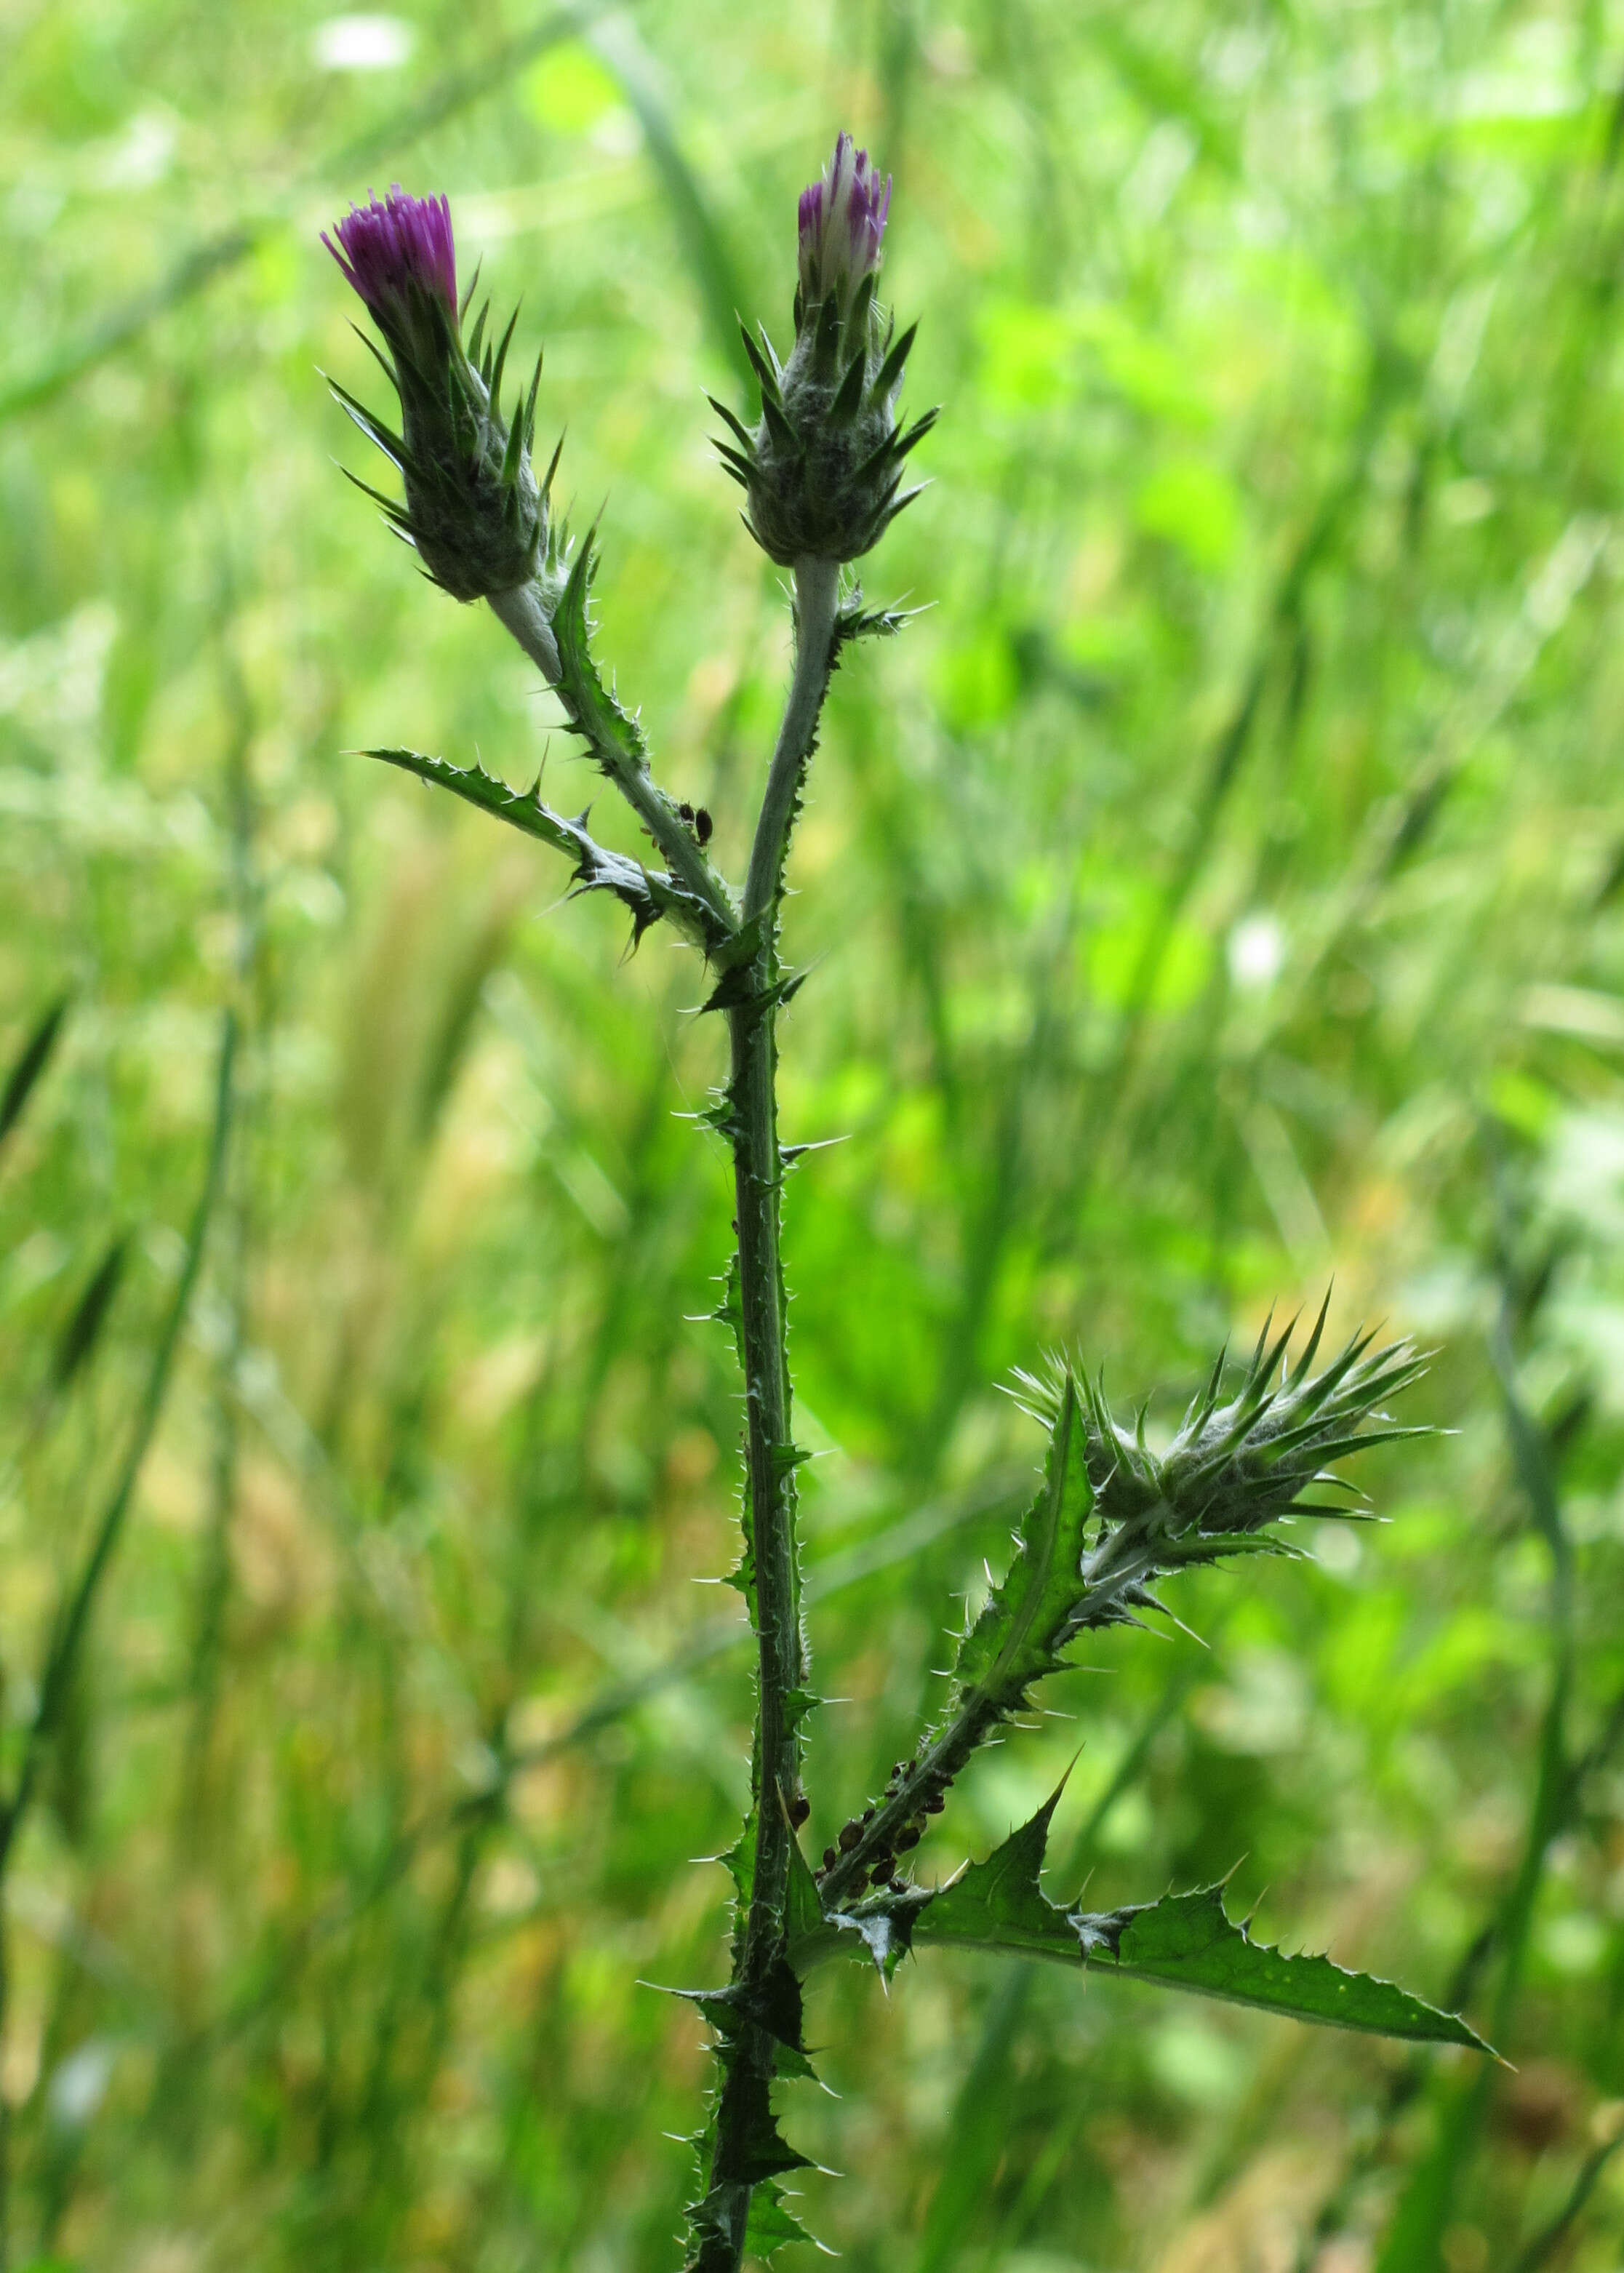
[687,556,840,2271]
[735,553,840,1897]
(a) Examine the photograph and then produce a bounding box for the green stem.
[745,558,839,924]
[684,556,839,2271]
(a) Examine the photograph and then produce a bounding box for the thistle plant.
[323,152,1490,2271]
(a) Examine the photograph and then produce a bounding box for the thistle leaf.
[1080,1887,1492,2048]
[951,1371,1094,1699]
[745,2182,822,2258]
[911,1791,1491,2050]
[361,747,705,947]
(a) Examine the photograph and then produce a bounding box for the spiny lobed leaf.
[908,1793,1491,2050]
[363,745,707,947]
[744,2181,821,2256]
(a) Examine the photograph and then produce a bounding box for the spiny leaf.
[828,1896,913,1981]
[552,540,655,786]
[699,962,805,1020]
[785,1826,824,1952]
[1079,1887,1491,2048]
[916,1781,1071,1957]
[745,2181,823,2258]
[912,1791,1492,2050]
[833,594,925,652]
[711,1250,745,1365]
[951,1371,1095,1700]
[728,2076,814,2185]
[360,747,703,946]
[671,1957,814,2082]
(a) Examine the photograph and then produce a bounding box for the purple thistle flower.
[796,132,891,322]
[323,188,457,337]
[321,188,561,607]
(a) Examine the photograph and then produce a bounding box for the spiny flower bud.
[710,134,936,567]
[323,188,561,608]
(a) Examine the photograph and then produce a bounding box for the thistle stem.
[745,556,839,924]
[686,556,840,2269]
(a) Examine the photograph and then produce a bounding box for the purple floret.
[796,132,892,318]
[798,180,825,247]
[324,188,457,320]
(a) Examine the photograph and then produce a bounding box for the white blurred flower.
[1228,910,1285,990]
[311,15,415,71]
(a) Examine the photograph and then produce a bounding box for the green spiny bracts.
[711,135,936,565]
[1043,1295,1429,1623]
[324,188,563,610]
[816,1301,1428,1908]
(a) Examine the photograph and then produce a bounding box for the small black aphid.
[695,807,713,844]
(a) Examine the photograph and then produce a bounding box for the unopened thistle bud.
[711,134,936,567]
[323,188,561,609]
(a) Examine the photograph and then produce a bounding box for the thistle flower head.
[324,188,457,327]
[321,189,564,617]
[796,133,892,328]
[709,132,932,566]
[1010,1298,1431,1634]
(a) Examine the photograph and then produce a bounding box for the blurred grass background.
[3,0,1624,2267]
